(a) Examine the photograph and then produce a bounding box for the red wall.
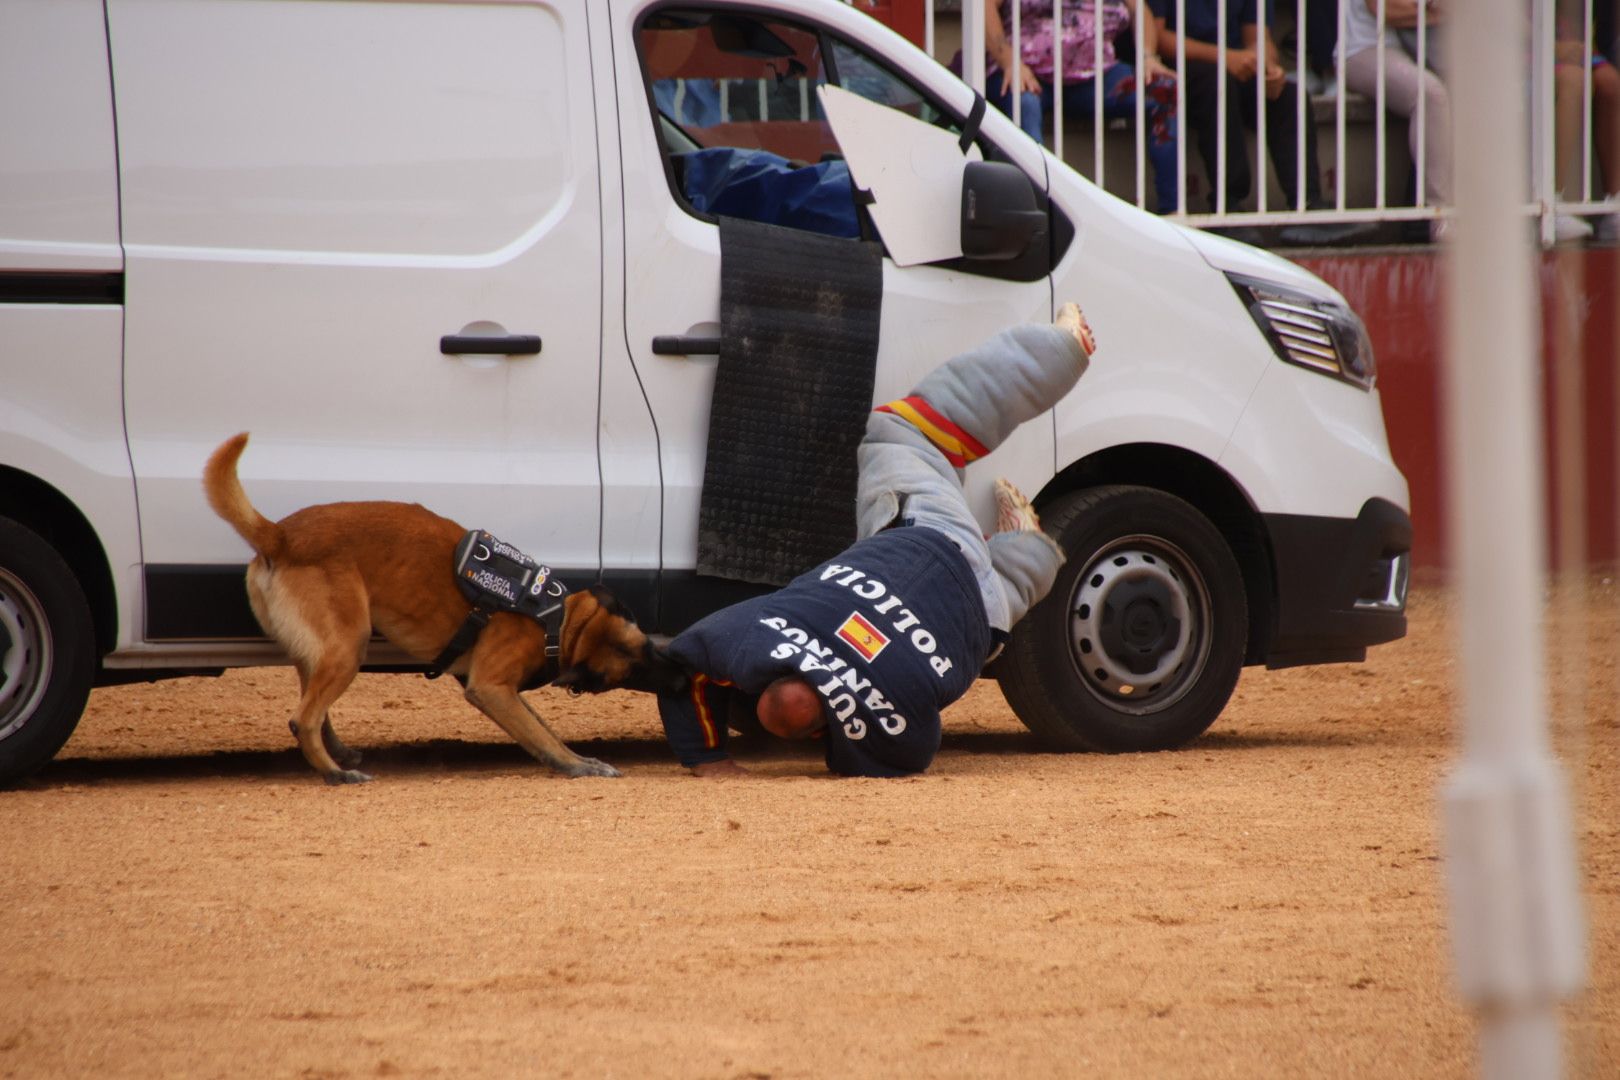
[1294,248,1620,570]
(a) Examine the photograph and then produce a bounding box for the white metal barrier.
[928,0,1616,245]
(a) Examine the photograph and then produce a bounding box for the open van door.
[609,1,1057,631]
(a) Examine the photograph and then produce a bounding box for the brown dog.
[203,433,682,784]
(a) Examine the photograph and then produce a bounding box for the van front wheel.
[0,518,96,784]
[996,486,1247,752]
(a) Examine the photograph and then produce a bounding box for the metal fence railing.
[917,0,1617,246]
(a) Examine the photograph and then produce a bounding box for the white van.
[0,0,1409,781]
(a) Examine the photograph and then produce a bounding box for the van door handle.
[651,335,722,355]
[440,334,542,356]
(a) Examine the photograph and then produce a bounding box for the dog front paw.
[565,757,622,779]
[323,768,373,786]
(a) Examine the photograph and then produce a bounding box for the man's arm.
[1138,7,1176,82]
[985,0,1041,93]
[658,673,747,776]
[1151,5,1261,82]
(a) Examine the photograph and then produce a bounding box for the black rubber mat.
[696,217,883,585]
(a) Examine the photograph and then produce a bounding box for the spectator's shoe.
[1553,213,1593,242]
[994,477,1041,534]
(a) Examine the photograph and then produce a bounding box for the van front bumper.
[1262,497,1412,669]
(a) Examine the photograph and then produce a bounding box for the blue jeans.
[989,63,1180,213]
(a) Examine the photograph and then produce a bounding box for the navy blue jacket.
[658,527,991,777]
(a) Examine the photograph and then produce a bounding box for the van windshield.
[641,12,835,163]
[637,9,965,244]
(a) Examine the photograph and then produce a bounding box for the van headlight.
[1228,273,1376,391]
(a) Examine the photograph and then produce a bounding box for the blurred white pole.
[1374,0,1387,208]
[963,0,985,93]
[1134,0,1145,208]
[1215,0,1226,214]
[1441,4,1587,1079]
[1531,0,1556,244]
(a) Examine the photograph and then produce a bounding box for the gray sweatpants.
[854,323,1090,634]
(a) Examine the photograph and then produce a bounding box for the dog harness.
[427,529,569,678]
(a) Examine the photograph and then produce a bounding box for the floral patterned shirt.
[999,0,1134,83]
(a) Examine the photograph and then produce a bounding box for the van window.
[637,8,958,241]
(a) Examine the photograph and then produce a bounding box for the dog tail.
[203,433,283,559]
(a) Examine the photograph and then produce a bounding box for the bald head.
[756,677,826,740]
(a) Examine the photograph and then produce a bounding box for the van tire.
[0,518,96,784]
[996,486,1247,752]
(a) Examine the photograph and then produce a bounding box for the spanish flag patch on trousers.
[875,395,989,468]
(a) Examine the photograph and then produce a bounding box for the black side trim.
[146,565,777,644]
[958,92,987,153]
[0,271,124,305]
[1263,498,1411,665]
[145,565,263,640]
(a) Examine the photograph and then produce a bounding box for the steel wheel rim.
[1066,535,1212,716]
[0,567,53,742]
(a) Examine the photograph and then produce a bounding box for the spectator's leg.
[1182,58,1252,211]
[1343,47,1451,207]
[1595,61,1620,196]
[1555,60,1588,198]
[1095,64,1180,213]
[1055,76,1094,145]
[989,68,1045,143]
[1143,71,1182,213]
[1305,1,1340,76]
[1261,80,1326,209]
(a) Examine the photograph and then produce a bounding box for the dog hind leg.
[287,667,364,770]
[292,657,370,784]
[261,566,373,784]
[320,718,363,770]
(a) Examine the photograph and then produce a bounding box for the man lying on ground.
[656,304,1096,778]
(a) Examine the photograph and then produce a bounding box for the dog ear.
[584,584,633,622]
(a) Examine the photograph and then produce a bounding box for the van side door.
[608,1,1056,630]
[110,0,605,643]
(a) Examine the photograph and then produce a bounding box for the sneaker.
[1055,301,1096,355]
[1553,213,1593,242]
[993,477,1041,534]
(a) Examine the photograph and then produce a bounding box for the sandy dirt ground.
[1,580,1615,1079]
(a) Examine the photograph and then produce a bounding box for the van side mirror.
[960,161,1047,261]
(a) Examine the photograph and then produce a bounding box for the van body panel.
[0,306,140,647]
[0,0,121,272]
[1220,363,1410,518]
[107,0,607,598]
[1045,170,1268,481]
[610,0,1055,582]
[0,0,1413,767]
